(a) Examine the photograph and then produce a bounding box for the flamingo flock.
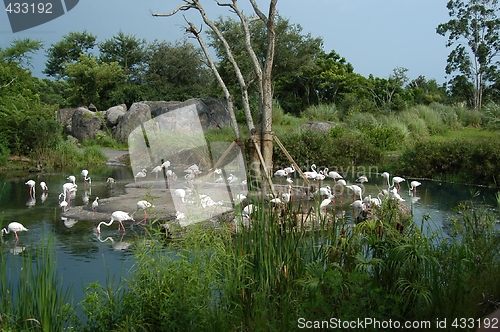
[4,158,422,244]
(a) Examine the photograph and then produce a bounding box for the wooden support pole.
[273,134,311,188]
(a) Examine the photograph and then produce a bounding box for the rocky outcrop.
[105,104,126,127]
[71,107,104,141]
[114,102,152,143]
[299,121,347,132]
[58,98,230,144]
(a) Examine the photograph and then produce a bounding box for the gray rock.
[105,104,127,127]
[114,102,152,143]
[71,107,104,141]
[146,98,230,131]
[299,121,346,132]
[56,108,77,135]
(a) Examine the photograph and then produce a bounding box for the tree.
[141,40,212,101]
[99,30,148,82]
[207,15,323,111]
[0,38,43,69]
[153,0,279,192]
[64,54,126,109]
[44,30,97,79]
[437,0,500,110]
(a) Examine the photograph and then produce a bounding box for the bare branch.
[150,2,193,17]
[0,77,16,89]
[249,0,267,22]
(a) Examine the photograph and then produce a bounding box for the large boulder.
[56,108,77,135]
[114,102,152,143]
[105,104,127,127]
[299,121,347,132]
[146,98,230,131]
[71,107,104,141]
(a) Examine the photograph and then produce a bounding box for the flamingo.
[350,200,366,221]
[62,182,77,205]
[67,175,76,185]
[334,179,347,196]
[134,169,147,185]
[320,195,335,212]
[25,180,36,197]
[174,188,187,204]
[81,170,91,184]
[346,184,363,201]
[326,169,343,183]
[106,177,115,184]
[161,160,171,169]
[59,193,69,211]
[381,172,391,189]
[242,204,257,218]
[315,185,332,198]
[274,169,288,185]
[227,174,239,184]
[409,181,422,194]
[133,200,154,224]
[97,211,133,234]
[92,197,99,213]
[356,175,368,183]
[40,181,48,192]
[392,176,406,191]
[284,165,295,177]
[151,165,163,180]
[303,164,318,179]
[1,222,28,241]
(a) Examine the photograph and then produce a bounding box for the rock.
[105,104,127,127]
[56,108,77,135]
[145,98,230,131]
[88,103,98,112]
[71,107,104,141]
[299,121,347,132]
[114,102,152,143]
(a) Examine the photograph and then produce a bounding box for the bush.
[396,137,500,186]
[274,128,382,170]
[300,103,340,122]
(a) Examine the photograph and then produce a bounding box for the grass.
[428,126,498,141]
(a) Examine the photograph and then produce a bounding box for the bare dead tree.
[152,0,278,193]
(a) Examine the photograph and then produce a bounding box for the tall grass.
[43,141,107,169]
[0,236,75,331]
[69,196,500,331]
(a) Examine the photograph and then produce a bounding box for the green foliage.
[0,236,75,331]
[397,137,500,185]
[64,54,127,110]
[43,141,107,169]
[436,0,500,110]
[44,30,97,78]
[0,37,43,69]
[300,103,339,121]
[273,127,383,169]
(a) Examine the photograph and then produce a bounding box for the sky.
[0,0,451,84]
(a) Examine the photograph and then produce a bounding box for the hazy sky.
[0,0,451,84]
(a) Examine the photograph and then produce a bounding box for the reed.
[0,235,75,331]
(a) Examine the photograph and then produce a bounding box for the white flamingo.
[97,211,133,234]
[151,165,163,180]
[92,197,99,213]
[134,169,147,185]
[409,180,422,194]
[1,222,28,241]
[81,170,91,184]
[25,180,36,197]
[40,181,48,192]
[133,200,154,224]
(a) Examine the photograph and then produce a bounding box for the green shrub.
[413,104,448,135]
[274,128,382,169]
[397,110,430,138]
[396,137,500,186]
[300,103,340,122]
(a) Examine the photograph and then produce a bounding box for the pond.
[1,165,499,306]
